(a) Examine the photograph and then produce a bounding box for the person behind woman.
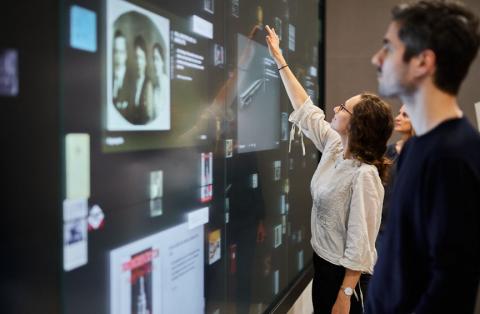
[385,105,414,161]
[265,25,393,314]
[378,105,414,242]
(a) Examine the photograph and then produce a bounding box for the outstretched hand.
[266,26,309,110]
[265,25,284,66]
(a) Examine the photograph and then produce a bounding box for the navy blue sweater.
[366,117,480,313]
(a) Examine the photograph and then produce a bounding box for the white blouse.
[289,97,384,274]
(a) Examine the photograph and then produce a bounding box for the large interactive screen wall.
[62,0,321,313]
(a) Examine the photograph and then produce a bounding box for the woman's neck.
[341,135,352,159]
[400,132,411,142]
[395,132,412,153]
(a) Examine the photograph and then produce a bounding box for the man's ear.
[411,49,436,78]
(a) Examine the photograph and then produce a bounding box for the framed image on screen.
[106,0,170,131]
[236,34,280,153]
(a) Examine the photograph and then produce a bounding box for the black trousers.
[312,252,370,314]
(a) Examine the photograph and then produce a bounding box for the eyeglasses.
[338,103,352,115]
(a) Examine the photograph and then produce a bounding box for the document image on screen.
[106,0,170,131]
[237,34,280,153]
[110,222,204,314]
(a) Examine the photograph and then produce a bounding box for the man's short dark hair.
[134,35,147,53]
[392,0,480,95]
[114,30,125,40]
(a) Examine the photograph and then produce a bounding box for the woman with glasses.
[265,26,393,314]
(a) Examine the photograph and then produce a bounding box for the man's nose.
[371,49,383,67]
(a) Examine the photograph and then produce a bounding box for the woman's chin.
[330,121,337,131]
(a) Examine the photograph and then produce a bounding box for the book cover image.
[200,152,213,186]
[208,229,221,265]
[110,222,205,314]
[110,237,162,314]
[129,249,154,314]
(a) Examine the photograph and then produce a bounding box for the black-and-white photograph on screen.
[237,34,280,153]
[288,24,295,51]
[213,43,224,66]
[149,170,163,217]
[106,0,170,131]
[0,49,19,97]
[231,0,239,18]
[274,17,282,40]
[201,152,213,186]
[204,0,214,14]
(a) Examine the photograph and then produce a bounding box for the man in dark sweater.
[367,1,480,313]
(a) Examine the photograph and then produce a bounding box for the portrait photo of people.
[106,0,170,131]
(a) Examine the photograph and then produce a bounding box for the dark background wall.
[1,1,61,313]
[324,0,480,142]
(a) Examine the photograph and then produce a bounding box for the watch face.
[344,287,353,296]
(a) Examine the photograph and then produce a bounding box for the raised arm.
[265,25,309,110]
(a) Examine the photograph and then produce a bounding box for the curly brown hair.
[348,93,394,183]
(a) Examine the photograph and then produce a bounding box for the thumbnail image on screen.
[0,49,19,97]
[237,34,280,153]
[106,0,170,131]
[110,222,204,314]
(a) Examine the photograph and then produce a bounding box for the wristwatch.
[341,286,353,296]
